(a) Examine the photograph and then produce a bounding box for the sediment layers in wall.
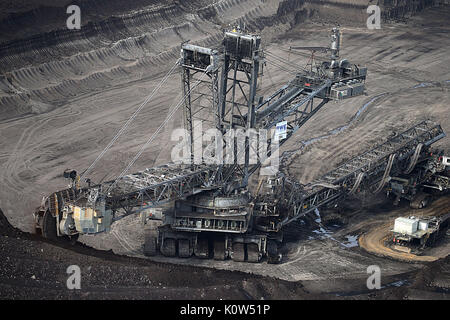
[0,0,444,121]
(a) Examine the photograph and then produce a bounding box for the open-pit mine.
[0,0,449,300]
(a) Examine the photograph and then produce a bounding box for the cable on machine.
[105,70,209,194]
[80,59,181,182]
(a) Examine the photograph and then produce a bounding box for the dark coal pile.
[1,207,448,299]
[0,208,321,299]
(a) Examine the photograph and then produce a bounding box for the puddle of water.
[342,235,359,248]
[381,279,410,289]
[311,208,340,242]
[332,279,410,297]
[310,209,360,249]
[314,208,321,223]
[312,227,331,236]
[413,82,433,89]
[311,209,333,238]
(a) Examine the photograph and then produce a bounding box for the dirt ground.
[0,206,449,299]
[0,208,319,299]
[0,0,449,299]
[0,200,450,300]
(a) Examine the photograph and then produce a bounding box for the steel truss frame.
[249,80,331,176]
[79,163,222,215]
[217,34,261,187]
[256,121,446,230]
[181,45,220,161]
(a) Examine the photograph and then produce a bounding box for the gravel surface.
[1,207,448,299]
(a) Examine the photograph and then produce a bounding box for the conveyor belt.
[278,120,446,227]
[317,121,444,186]
[85,163,221,210]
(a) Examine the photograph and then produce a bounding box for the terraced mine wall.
[0,0,446,121]
[381,0,450,19]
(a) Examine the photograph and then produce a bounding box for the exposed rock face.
[0,208,21,237]
[381,0,447,19]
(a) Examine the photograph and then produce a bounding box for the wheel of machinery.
[231,242,245,262]
[144,235,158,256]
[161,238,176,257]
[178,239,193,258]
[42,210,57,240]
[267,240,282,264]
[194,238,209,258]
[246,243,262,263]
[213,239,227,260]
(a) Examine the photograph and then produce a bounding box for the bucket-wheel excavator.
[33,27,449,263]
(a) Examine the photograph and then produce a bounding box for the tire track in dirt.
[0,106,82,195]
[110,219,142,255]
[282,93,388,183]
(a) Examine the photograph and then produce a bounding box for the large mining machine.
[388,152,449,208]
[33,27,448,263]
